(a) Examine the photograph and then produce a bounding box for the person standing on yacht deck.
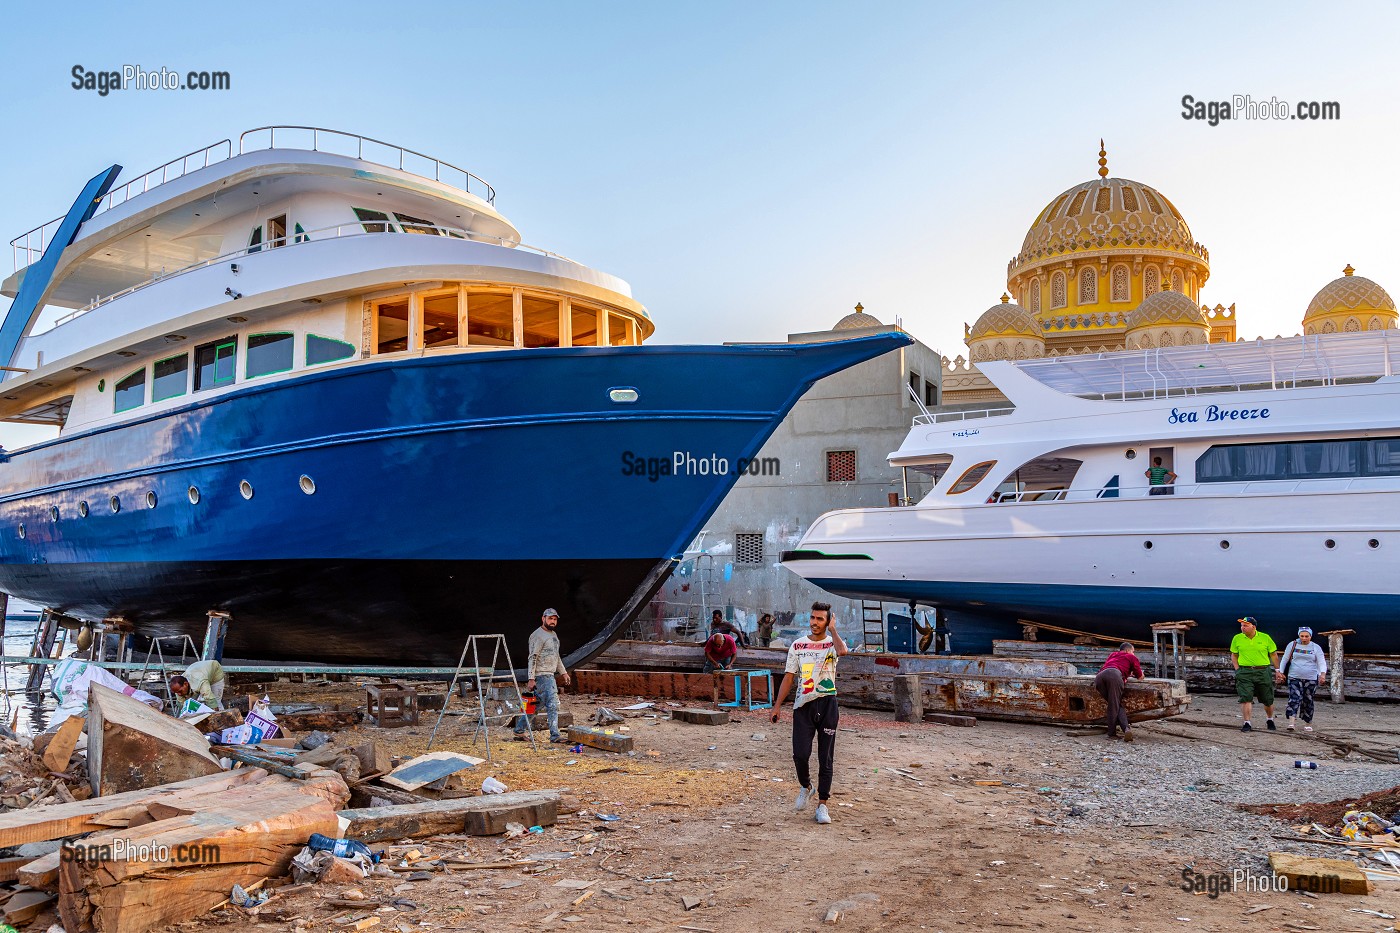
[1094,643,1143,741]
[1278,627,1328,731]
[1230,616,1279,732]
[1145,457,1177,496]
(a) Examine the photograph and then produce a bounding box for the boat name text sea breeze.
[1167,404,1272,425]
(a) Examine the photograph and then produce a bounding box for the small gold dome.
[969,294,1042,340]
[833,302,883,331]
[1125,286,1208,330]
[1303,265,1396,324]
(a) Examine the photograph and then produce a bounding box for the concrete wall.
[644,324,944,646]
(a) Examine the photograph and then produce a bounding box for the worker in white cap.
[513,608,571,743]
[1277,627,1327,732]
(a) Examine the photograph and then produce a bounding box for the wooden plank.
[670,708,729,725]
[17,850,60,890]
[0,855,31,882]
[351,741,391,777]
[566,726,634,753]
[41,714,84,772]
[0,769,263,847]
[3,890,55,925]
[893,674,922,723]
[380,752,484,792]
[463,797,559,836]
[338,789,561,843]
[276,710,363,732]
[1268,851,1371,895]
[87,683,223,796]
[348,784,432,809]
[925,712,976,727]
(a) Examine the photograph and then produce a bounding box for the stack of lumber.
[0,766,348,933]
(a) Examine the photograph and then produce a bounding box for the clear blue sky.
[2,0,1398,448]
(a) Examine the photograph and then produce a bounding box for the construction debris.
[380,751,484,792]
[339,789,561,842]
[1268,852,1373,895]
[671,708,729,725]
[40,715,85,772]
[86,685,224,795]
[567,726,634,753]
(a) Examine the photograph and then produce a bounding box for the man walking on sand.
[1094,642,1143,742]
[771,602,848,825]
[1231,616,1279,733]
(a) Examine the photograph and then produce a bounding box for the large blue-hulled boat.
[0,127,907,665]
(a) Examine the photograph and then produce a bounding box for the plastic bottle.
[307,833,379,863]
[1293,760,1318,769]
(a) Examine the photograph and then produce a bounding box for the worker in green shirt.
[1229,616,1279,732]
[1144,457,1177,496]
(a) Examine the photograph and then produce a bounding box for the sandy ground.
[126,683,1400,933]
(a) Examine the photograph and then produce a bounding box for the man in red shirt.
[703,632,738,706]
[1095,642,1144,742]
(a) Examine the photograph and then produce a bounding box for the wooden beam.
[1267,851,1371,895]
[893,674,922,723]
[87,684,223,796]
[670,708,729,725]
[925,712,976,727]
[339,789,560,843]
[41,714,84,772]
[567,726,634,753]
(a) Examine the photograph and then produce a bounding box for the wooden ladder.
[861,601,885,652]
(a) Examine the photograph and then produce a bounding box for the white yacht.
[783,331,1400,652]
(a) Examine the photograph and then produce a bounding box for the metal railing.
[11,127,496,272]
[986,474,1398,505]
[239,126,495,205]
[11,139,233,271]
[913,406,1014,426]
[49,221,577,328]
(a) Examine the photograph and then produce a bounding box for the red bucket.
[523,694,538,715]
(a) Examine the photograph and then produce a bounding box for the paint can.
[1293,760,1318,769]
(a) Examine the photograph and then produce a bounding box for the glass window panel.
[194,336,238,391]
[570,305,598,346]
[422,293,460,349]
[247,225,263,253]
[307,334,356,366]
[466,292,515,347]
[948,460,996,495]
[608,313,633,346]
[151,354,189,402]
[394,212,441,235]
[375,299,410,353]
[115,368,146,413]
[353,207,393,233]
[521,295,560,348]
[1365,439,1400,476]
[267,215,287,248]
[246,333,294,378]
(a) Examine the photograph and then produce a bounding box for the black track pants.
[791,695,839,800]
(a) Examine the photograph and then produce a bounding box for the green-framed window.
[248,225,263,253]
[306,334,356,366]
[152,353,189,402]
[246,332,295,379]
[114,367,146,413]
[294,222,309,243]
[194,336,238,391]
[353,207,393,233]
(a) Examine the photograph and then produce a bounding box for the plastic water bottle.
[307,832,379,862]
[1293,760,1318,769]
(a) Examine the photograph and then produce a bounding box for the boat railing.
[10,139,234,273]
[49,222,577,328]
[913,406,1014,426]
[239,126,495,206]
[989,474,1396,504]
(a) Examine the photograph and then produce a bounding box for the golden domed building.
[940,142,1395,406]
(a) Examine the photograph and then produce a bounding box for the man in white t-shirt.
[771,601,848,825]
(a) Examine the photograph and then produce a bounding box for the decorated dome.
[1010,143,1207,276]
[1303,265,1396,330]
[833,302,882,330]
[969,294,1042,340]
[1124,286,1208,330]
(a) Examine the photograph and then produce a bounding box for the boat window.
[294,222,309,244]
[267,215,287,249]
[394,212,441,236]
[570,305,598,346]
[246,333,295,378]
[374,299,411,353]
[194,336,238,391]
[152,353,189,402]
[307,334,356,366]
[522,295,560,348]
[994,457,1084,502]
[247,225,263,253]
[114,368,146,413]
[422,293,461,349]
[608,313,634,346]
[466,292,515,347]
[1196,438,1400,482]
[947,460,997,495]
[353,207,394,234]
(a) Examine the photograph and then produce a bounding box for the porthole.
[1324,539,1336,549]
[49,506,59,522]
[239,480,254,500]
[17,523,25,540]
[298,475,316,495]
[1143,540,1153,550]
[1125,449,1137,460]
[187,486,201,505]
[1219,540,1230,550]
[146,491,158,509]
[1369,538,1381,549]
[110,496,121,514]
[78,500,89,518]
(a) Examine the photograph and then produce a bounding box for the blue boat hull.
[0,335,908,665]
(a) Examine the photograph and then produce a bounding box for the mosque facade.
[941,144,1400,406]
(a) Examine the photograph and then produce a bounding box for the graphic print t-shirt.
[785,634,838,709]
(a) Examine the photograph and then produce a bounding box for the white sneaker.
[794,786,813,810]
[814,803,832,824]
[1286,718,1296,731]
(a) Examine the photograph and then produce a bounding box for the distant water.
[2,616,61,736]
